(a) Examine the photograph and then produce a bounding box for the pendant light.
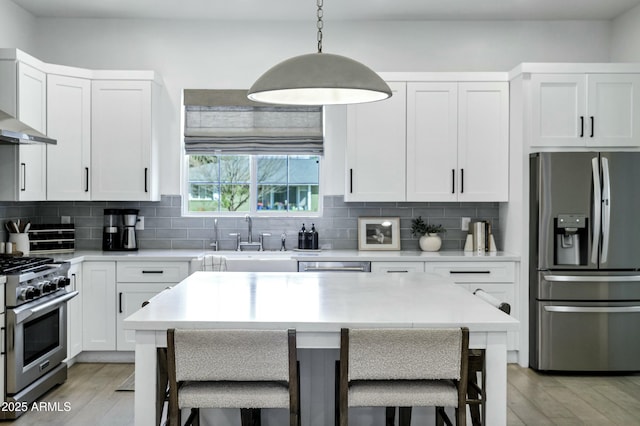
[247,0,392,106]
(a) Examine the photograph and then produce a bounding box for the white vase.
[419,233,441,252]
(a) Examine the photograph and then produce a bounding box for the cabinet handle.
[387,270,409,273]
[119,292,123,314]
[579,116,584,137]
[460,169,464,194]
[85,167,89,192]
[349,168,353,193]
[72,273,77,291]
[20,163,26,191]
[144,168,148,192]
[449,270,491,274]
[451,169,455,193]
[590,116,594,138]
[142,270,164,274]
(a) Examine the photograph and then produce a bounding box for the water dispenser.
[555,214,587,266]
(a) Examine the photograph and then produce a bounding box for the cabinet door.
[17,62,48,201]
[345,82,406,201]
[587,74,640,148]
[47,74,91,200]
[17,144,47,201]
[66,263,83,361]
[457,82,509,202]
[116,282,170,351]
[406,82,458,201]
[91,80,153,201]
[531,74,586,147]
[17,62,46,133]
[82,261,116,351]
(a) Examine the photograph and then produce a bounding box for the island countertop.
[124,271,519,344]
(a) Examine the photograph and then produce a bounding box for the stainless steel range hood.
[0,108,56,145]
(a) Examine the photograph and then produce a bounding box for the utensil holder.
[9,233,29,256]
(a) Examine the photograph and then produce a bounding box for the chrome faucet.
[245,214,253,243]
[209,218,219,251]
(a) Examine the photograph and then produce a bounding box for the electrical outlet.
[135,216,144,230]
[61,216,71,224]
[461,217,471,231]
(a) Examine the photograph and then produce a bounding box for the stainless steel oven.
[6,290,77,395]
[0,257,76,419]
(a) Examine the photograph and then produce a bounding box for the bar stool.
[385,290,511,426]
[167,328,300,426]
[338,327,469,426]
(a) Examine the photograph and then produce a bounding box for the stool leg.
[385,407,395,426]
[399,407,412,426]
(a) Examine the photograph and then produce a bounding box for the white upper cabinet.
[345,82,406,201]
[406,81,509,202]
[0,58,48,201]
[531,73,640,148]
[91,79,159,201]
[47,74,92,200]
[346,77,509,203]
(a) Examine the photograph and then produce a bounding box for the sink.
[200,251,297,272]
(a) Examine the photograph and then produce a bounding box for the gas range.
[0,256,71,307]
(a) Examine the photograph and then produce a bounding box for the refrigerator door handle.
[544,275,640,282]
[601,157,611,264]
[591,156,601,265]
[544,306,640,314]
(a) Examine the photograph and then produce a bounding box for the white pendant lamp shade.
[248,52,392,105]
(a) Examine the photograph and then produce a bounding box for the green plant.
[410,216,446,237]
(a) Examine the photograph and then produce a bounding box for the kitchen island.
[124,271,518,426]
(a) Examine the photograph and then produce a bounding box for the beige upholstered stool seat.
[348,379,458,407]
[178,381,290,409]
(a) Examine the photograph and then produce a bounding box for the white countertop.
[124,271,519,335]
[43,248,519,264]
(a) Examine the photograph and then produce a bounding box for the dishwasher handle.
[302,266,368,272]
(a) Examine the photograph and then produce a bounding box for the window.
[186,154,320,215]
[182,89,323,216]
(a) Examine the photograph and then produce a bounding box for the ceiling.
[10,0,640,21]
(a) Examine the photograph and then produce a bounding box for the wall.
[612,3,640,61]
[0,0,36,51]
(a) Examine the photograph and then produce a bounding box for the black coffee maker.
[102,208,139,251]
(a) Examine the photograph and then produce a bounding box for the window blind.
[184,89,323,155]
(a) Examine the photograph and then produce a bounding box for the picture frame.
[357,217,401,251]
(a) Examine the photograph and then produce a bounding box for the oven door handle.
[544,306,640,313]
[16,291,79,323]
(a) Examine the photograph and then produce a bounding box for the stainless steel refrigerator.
[530,152,640,371]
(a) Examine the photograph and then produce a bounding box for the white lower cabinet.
[82,260,189,353]
[116,262,189,351]
[371,261,425,273]
[82,261,116,351]
[66,263,83,361]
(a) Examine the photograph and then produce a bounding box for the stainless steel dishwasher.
[297,261,371,272]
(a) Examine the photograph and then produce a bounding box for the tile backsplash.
[0,195,500,251]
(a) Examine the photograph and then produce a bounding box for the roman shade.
[184,89,323,155]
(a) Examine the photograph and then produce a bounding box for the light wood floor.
[8,363,640,425]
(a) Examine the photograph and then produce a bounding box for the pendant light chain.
[317,0,324,53]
